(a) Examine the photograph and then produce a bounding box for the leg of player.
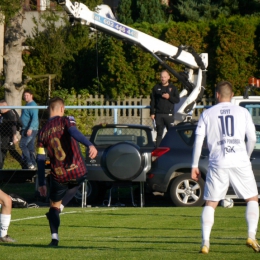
[60,185,80,211]
[47,200,62,247]
[0,190,15,242]
[45,185,80,218]
[245,196,260,252]
[200,201,218,254]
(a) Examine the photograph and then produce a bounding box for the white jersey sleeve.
[195,102,255,168]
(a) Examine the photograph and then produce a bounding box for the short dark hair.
[23,89,33,95]
[216,81,233,97]
[47,97,65,111]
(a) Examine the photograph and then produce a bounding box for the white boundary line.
[11,207,118,222]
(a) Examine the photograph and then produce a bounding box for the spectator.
[0,100,24,169]
[150,70,180,147]
[19,90,39,170]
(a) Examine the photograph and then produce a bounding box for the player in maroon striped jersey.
[37,97,97,246]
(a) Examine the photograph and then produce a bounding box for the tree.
[173,0,239,22]
[1,0,26,106]
[117,0,133,24]
[136,0,166,23]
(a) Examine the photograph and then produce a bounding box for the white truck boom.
[57,0,208,124]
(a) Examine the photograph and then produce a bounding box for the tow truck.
[56,0,208,125]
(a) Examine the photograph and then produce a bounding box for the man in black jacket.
[0,100,24,169]
[150,70,180,147]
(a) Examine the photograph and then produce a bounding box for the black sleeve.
[150,86,156,115]
[168,86,180,104]
[8,110,17,135]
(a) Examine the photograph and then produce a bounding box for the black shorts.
[49,174,87,202]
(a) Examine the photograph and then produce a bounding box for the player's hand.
[88,145,98,159]
[13,136,19,144]
[151,115,155,120]
[27,129,32,136]
[162,93,169,99]
[191,168,201,181]
[38,185,47,197]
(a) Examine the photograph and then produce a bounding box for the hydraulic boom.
[57,0,208,124]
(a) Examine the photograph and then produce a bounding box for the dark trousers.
[155,114,174,147]
[0,139,24,169]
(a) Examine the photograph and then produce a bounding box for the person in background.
[191,81,259,254]
[37,97,97,247]
[0,100,24,169]
[150,70,180,147]
[19,90,39,170]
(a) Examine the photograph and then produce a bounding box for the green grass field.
[1,206,259,260]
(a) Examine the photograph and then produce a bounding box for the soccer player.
[0,190,15,242]
[191,81,259,254]
[37,97,97,246]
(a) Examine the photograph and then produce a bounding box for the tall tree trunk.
[3,8,27,108]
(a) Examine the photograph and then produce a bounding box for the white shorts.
[204,165,258,201]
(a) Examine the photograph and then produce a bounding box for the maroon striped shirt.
[37,116,87,182]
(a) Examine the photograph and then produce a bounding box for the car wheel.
[74,181,103,205]
[102,142,144,181]
[169,173,205,207]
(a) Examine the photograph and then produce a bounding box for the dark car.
[74,124,155,205]
[147,122,260,207]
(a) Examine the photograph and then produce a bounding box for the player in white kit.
[191,81,259,254]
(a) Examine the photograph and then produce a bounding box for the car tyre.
[169,173,205,207]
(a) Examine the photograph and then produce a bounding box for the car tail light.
[147,173,155,179]
[151,147,170,161]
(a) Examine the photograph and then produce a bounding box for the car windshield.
[94,127,149,147]
[240,102,260,124]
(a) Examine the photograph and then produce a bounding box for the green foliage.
[22,7,260,100]
[136,0,166,23]
[213,16,259,95]
[51,88,95,136]
[23,11,96,104]
[116,0,167,24]
[0,0,21,22]
[174,0,239,21]
[117,0,133,24]
[164,20,211,93]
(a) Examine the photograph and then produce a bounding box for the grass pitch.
[1,206,259,259]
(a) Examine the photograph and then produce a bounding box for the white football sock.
[246,201,259,240]
[201,206,215,247]
[60,204,64,212]
[51,233,59,240]
[0,214,11,237]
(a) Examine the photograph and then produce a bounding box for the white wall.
[23,11,66,37]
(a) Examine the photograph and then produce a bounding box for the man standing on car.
[150,70,180,147]
[191,81,259,254]
[36,97,97,247]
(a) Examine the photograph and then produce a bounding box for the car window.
[94,127,149,146]
[255,130,260,150]
[240,102,260,124]
[177,129,195,146]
